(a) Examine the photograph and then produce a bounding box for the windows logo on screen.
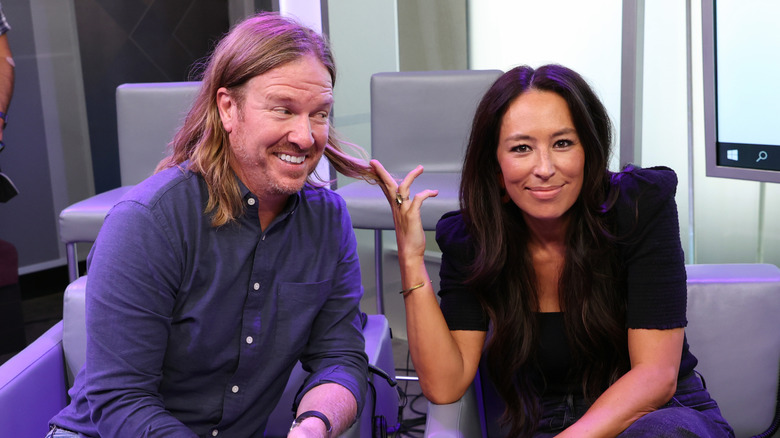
[727,149,739,161]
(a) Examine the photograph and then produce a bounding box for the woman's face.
[496,89,585,226]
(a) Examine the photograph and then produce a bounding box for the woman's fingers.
[396,189,438,229]
[369,159,398,201]
[369,159,438,221]
[397,165,425,198]
[371,159,426,200]
[410,189,439,210]
[369,160,436,259]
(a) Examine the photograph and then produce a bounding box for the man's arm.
[0,32,14,141]
[289,383,358,437]
[290,198,369,436]
[84,201,196,437]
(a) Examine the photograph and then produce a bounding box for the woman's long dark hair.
[460,65,630,436]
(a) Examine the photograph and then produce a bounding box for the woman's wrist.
[398,252,427,271]
[399,280,432,298]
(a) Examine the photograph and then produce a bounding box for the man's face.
[217,54,333,202]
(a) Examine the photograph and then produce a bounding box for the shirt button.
[232,385,239,393]
[212,429,219,436]
[253,282,260,291]
[247,198,255,206]
[246,336,254,344]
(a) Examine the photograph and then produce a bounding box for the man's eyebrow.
[265,93,295,104]
[265,92,334,107]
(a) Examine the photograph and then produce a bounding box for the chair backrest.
[370,69,502,173]
[116,82,201,186]
[473,263,780,437]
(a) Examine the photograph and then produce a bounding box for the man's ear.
[216,87,235,133]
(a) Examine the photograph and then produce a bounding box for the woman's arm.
[370,160,486,403]
[558,327,684,437]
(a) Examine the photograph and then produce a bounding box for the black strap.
[291,410,332,437]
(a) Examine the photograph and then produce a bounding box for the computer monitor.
[702,0,780,183]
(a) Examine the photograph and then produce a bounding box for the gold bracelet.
[399,281,429,298]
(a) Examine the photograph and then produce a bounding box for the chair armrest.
[0,321,68,437]
[425,384,483,438]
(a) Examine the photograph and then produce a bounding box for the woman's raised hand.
[369,159,438,263]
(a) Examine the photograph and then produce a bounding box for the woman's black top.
[435,166,697,396]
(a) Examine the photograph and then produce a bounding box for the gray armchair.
[425,263,780,438]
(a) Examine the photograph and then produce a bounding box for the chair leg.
[66,243,79,283]
[374,230,384,314]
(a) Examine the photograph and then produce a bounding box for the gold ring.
[395,192,404,207]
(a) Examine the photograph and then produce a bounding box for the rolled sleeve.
[294,197,368,414]
[436,211,489,332]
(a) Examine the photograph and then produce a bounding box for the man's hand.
[292,383,356,437]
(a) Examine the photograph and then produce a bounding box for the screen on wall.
[703,0,780,183]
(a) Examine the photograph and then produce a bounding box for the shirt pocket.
[272,279,332,359]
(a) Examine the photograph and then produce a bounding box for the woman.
[370,64,734,437]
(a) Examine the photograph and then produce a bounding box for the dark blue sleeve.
[84,200,197,437]
[294,195,368,415]
[613,166,688,329]
[435,211,489,331]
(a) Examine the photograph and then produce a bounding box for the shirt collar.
[235,174,301,220]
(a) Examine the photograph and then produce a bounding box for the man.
[48,13,377,437]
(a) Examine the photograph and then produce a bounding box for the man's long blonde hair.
[156,12,376,226]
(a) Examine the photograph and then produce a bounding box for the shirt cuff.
[293,365,367,417]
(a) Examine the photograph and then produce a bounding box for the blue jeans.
[44,426,80,438]
[533,372,735,438]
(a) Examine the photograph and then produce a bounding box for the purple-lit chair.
[424,264,780,438]
[0,275,399,437]
[58,82,200,282]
